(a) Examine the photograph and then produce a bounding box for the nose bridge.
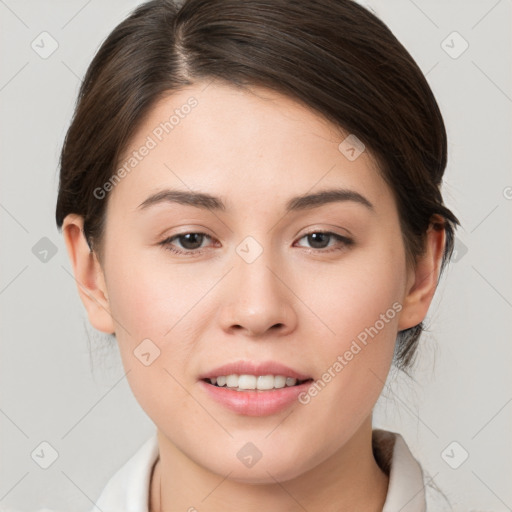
[221,234,296,336]
[237,237,280,299]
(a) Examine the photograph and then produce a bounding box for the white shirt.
[91,429,450,511]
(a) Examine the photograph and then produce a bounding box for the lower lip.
[198,380,313,416]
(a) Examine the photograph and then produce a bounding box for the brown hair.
[55,0,459,369]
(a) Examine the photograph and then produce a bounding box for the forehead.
[107,81,392,216]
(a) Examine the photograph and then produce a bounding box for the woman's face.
[91,81,416,482]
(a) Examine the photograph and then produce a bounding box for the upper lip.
[199,360,312,381]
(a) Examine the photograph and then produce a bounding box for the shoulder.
[91,431,160,512]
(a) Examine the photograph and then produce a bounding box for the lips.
[198,360,314,416]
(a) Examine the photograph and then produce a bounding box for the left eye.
[160,231,353,255]
[295,231,353,251]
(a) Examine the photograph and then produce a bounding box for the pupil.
[182,233,203,250]
[309,233,328,249]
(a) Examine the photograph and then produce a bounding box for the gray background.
[1,0,511,510]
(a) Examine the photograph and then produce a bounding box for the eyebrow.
[136,187,374,213]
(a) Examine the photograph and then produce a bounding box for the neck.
[150,417,389,512]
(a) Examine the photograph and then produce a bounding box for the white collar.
[373,429,426,511]
[93,429,428,511]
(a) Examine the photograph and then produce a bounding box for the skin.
[62,80,445,511]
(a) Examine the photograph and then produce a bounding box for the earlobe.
[398,218,446,331]
[61,214,115,334]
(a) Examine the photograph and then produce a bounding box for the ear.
[398,217,446,331]
[61,214,115,334]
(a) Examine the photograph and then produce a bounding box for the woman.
[55,0,459,510]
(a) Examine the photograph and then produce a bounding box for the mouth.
[198,361,314,416]
[202,374,313,392]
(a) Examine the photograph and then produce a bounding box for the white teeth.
[208,374,304,390]
[274,375,286,389]
[226,374,238,388]
[238,375,256,389]
[256,375,274,390]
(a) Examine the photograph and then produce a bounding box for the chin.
[199,450,315,485]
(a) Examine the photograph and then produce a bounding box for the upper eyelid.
[165,229,350,241]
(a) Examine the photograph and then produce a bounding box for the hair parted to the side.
[55,0,459,370]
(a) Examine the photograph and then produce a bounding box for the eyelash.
[159,230,354,257]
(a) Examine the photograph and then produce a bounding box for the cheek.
[101,252,218,417]
[295,241,405,425]
[306,234,406,344]
[104,251,210,345]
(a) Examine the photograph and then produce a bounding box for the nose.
[219,247,298,338]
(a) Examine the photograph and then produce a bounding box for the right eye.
[159,232,216,256]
